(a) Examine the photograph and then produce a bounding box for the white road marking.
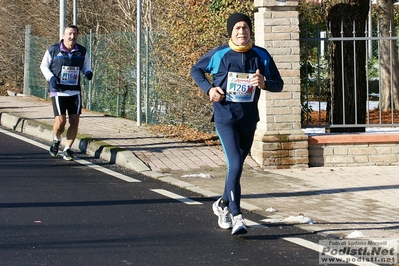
[0,128,141,183]
[150,189,202,205]
[246,219,267,229]
[283,237,380,266]
[74,157,140,182]
[0,128,49,150]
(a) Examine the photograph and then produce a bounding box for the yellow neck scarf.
[228,39,253,52]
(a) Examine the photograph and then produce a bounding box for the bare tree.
[0,0,57,89]
[77,0,128,34]
[114,0,156,32]
[375,0,399,111]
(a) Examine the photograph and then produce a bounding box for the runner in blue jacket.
[190,12,283,235]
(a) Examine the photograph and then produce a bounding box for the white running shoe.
[212,198,232,229]
[231,214,247,235]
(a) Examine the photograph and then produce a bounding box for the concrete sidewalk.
[1,95,399,240]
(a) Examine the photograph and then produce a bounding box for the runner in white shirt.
[40,25,92,161]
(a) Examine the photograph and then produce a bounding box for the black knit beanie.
[227,13,252,38]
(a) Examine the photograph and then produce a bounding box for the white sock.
[64,146,70,151]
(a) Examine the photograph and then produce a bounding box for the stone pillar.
[251,0,309,169]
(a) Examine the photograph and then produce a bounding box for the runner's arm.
[40,50,54,81]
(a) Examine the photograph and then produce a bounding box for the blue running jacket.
[190,44,284,124]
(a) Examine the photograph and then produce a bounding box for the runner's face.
[63,27,78,49]
[231,21,250,46]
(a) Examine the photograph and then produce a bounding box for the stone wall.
[309,134,399,167]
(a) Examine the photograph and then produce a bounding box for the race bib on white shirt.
[226,72,255,102]
[60,66,79,86]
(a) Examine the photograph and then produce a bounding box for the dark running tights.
[215,121,257,217]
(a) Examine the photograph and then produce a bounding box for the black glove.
[85,71,93,81]
[49,76,60,91]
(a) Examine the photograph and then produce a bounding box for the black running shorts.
[51,94,82,117]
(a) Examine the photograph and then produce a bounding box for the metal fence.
[24,27,214,131]
[26,20,399,134]
[24,27,167,124]
[300,20,399,132]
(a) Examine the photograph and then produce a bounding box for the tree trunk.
[326,1,369,132]
[376,0,399,111]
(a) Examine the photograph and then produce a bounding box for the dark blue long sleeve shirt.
[190,44,283,124]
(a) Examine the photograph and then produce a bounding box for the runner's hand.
[85,71,93,81]
[251,69,266,89]
[50,76,61,91]
[208,87,225,102]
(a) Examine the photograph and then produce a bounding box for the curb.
[0,111,151,174]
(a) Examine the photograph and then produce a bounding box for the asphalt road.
[0,127,344,266]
